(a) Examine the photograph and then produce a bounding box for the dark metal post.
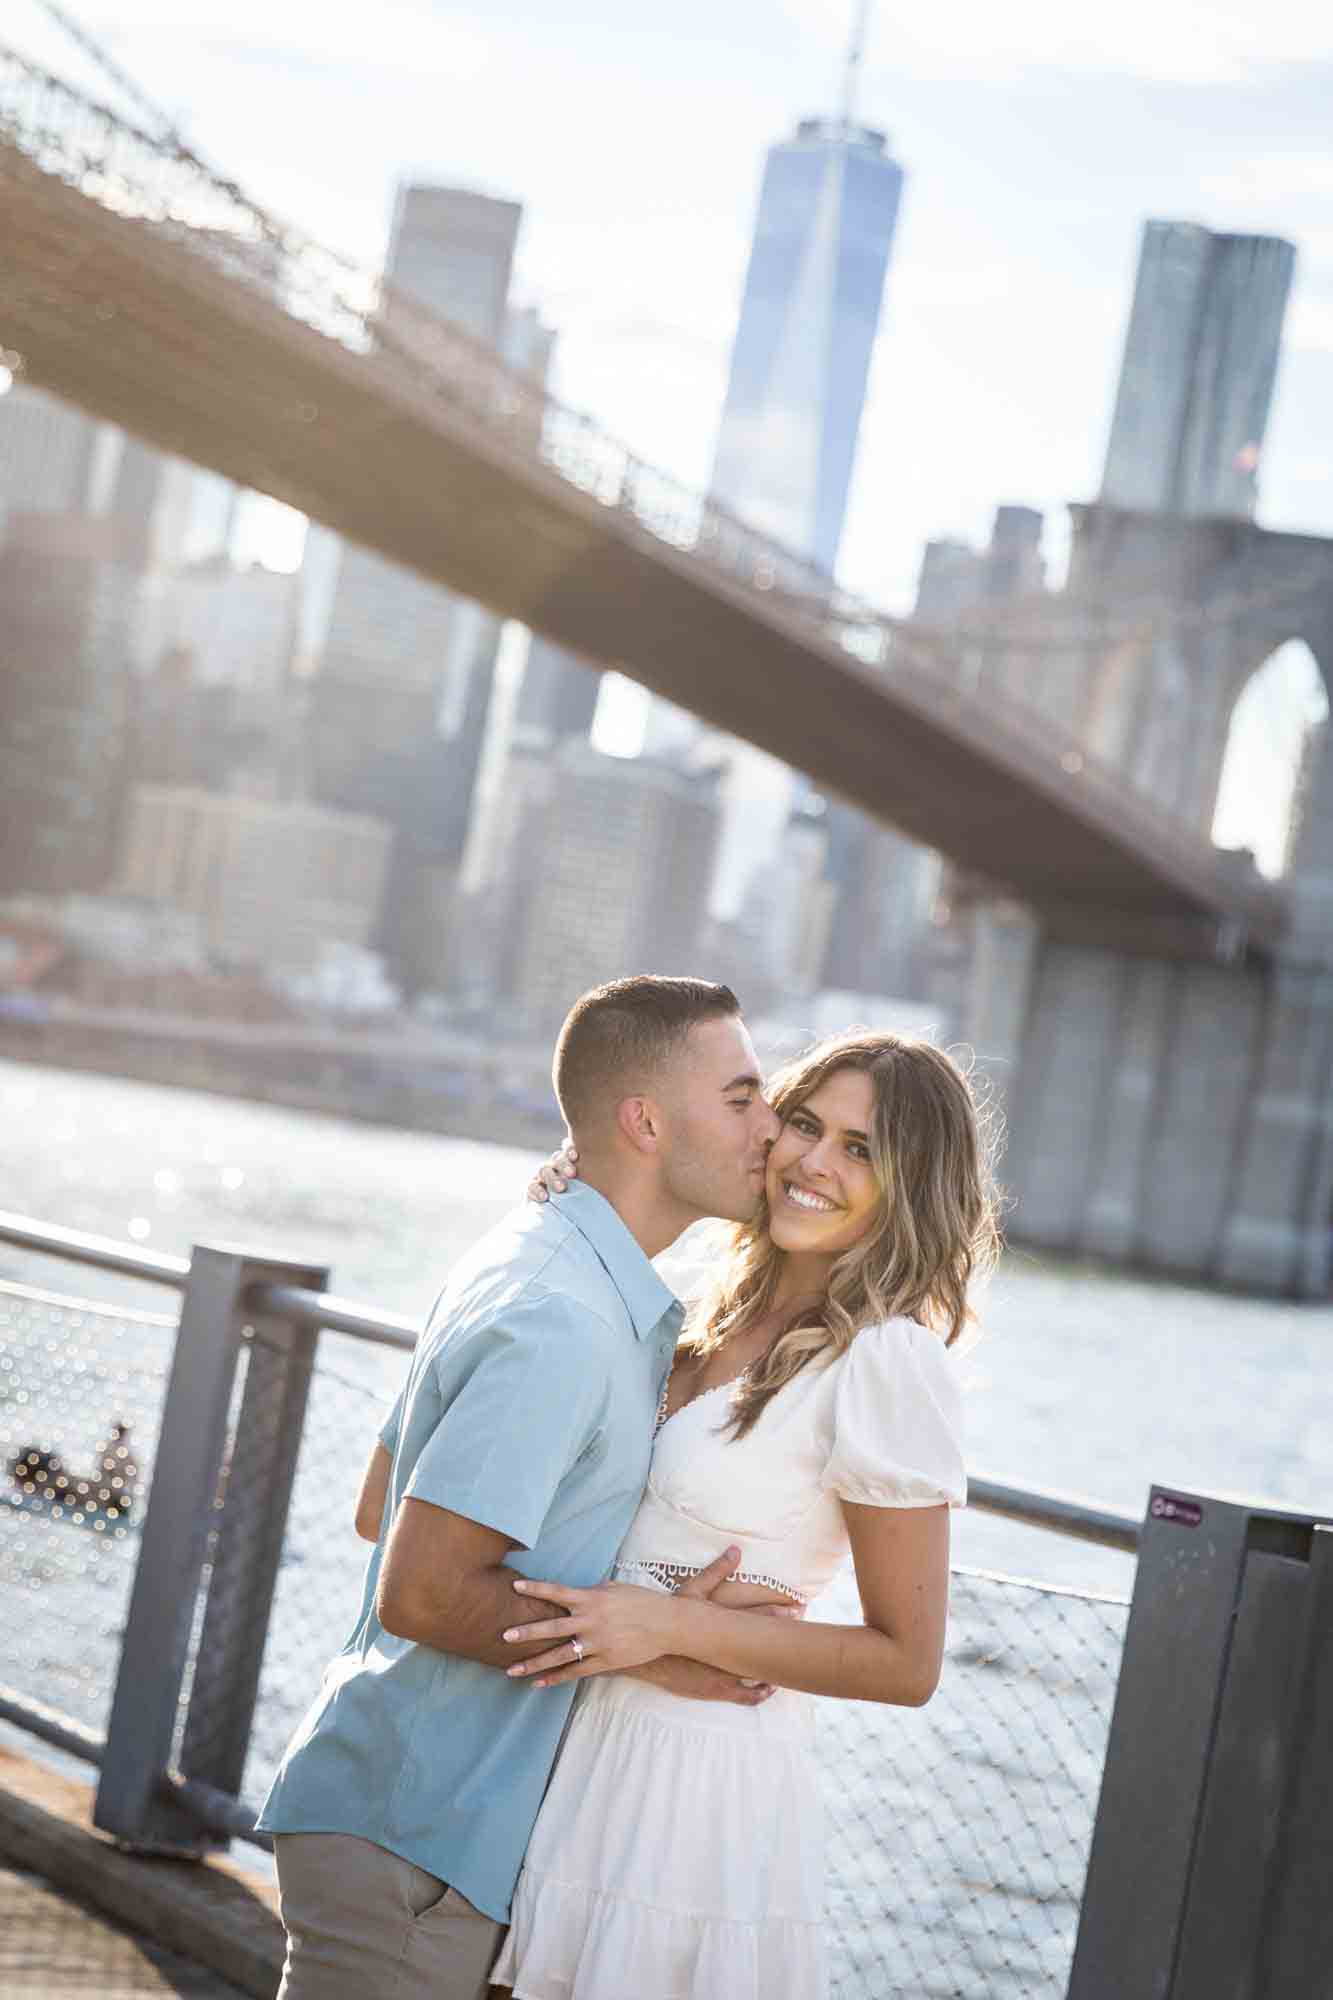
[1067,1487,1333,2000]
[176,1264,327,1819]
[94,1245,326,1855]
[1256,1524,1333,1997]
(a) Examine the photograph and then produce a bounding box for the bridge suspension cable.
[29,1,192,151]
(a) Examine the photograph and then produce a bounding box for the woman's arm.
[504,1501,951,1707]
[354,1441,392,1542]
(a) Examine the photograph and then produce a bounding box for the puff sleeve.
[822,1317,967,1509]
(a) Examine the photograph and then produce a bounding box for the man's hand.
[628,1655,775,1705]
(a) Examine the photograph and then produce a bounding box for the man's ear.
[615,1094,663,1155]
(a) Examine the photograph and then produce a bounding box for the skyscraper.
[0,513,139,896]
[710,120,903,573]
[913,506,1046,623]
[0,381,168,565]
[695,8,906,922]
[507,744,722,1028]
[312,185,523,814]
[307,185,540,982]
[1101,221,1295,520]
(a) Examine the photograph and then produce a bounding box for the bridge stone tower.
[955,223,1333,1296]
[961,504,1333,1296]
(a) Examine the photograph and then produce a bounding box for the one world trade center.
[698,9,906,921]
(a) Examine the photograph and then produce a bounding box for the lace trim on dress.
[613,1557,808,1606]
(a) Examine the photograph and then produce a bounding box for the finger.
[526,1178,548,1203]
[501,1616,579,1645]
[677,1545,742,1599]
[507,1638,587,1678]
[529,1659,605,1689]
[512,1579,581,1606]
[720,1678,774,1704]
[755,1604,804,1619]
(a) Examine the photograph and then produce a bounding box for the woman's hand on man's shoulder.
[526,1142,579,1204]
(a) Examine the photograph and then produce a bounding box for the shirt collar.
[553,1183,681,1340]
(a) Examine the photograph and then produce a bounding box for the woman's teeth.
[784,1182,837,1214]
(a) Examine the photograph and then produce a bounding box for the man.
[257,975,780,1999]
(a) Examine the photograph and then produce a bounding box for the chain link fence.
[0,1223,1130,1995]
[0,1271,176,1740]
[820,1569,1127,1997]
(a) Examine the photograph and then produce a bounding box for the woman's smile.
[779,1180,841,1215]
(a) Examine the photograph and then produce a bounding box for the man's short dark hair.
[553,976,741,1135]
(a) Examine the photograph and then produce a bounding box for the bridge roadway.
[0,72,1287,960]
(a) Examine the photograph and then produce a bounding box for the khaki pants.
[273,1832,504,2000]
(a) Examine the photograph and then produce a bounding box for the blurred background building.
[117,785,392,973]
[0,512,139,897]
[1100,222,1296,521]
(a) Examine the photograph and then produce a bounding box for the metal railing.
[0,40,1296,937]
[0,1203,1141,1997]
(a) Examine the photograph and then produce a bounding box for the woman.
[489,1031,998,2000]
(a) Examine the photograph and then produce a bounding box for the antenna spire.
[839,0,872,131]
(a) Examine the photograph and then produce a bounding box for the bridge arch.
[1211,639,1329,879]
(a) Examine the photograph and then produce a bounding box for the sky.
[11,0,1333,619]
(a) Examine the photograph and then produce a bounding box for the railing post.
[94,1244,327,1855]
[175,1266,327,1820]
[1256,1524,1333,1996]
[1068,1488,1333,2000]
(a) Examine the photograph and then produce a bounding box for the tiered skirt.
[491,1660,826,1999]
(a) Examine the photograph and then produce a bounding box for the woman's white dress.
[490,1315,967,2000]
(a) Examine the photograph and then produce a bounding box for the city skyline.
[8,0,1333,619]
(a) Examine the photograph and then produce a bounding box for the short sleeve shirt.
[256,1185,682,1922]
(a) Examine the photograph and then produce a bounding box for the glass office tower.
[705,114,904,918]
[712,116,903,575]
[1101,221,1295,521]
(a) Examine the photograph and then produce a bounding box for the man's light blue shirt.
[256,1184,681,1922]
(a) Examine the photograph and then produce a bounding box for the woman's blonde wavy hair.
[682,1031,1002,1440]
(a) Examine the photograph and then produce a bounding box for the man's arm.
[379,1507,776,1697]
[377,1497,568,1668]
